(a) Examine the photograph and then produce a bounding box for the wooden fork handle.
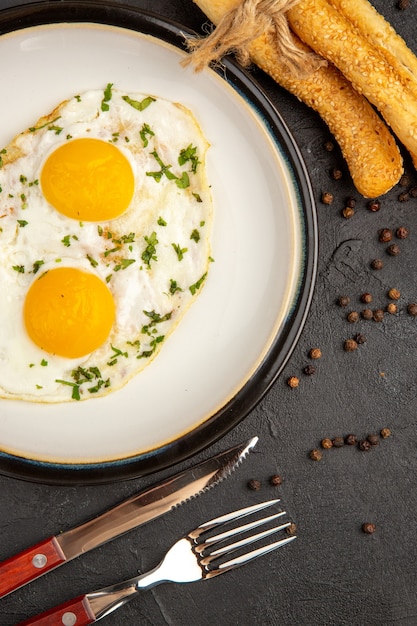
[18,596,95,625]
[0,537,67,598]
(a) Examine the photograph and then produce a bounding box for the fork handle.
[18,595,95,625]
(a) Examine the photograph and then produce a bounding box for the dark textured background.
[1,1,417,624]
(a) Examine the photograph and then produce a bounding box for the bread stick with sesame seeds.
[287,0,417,161]
[190,0,403,197]
[328,0,417,99]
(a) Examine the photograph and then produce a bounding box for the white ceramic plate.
[0,2,317,483]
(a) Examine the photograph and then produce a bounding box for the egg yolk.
[41,137,135,221]
[24,267,115,358]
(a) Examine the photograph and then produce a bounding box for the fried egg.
[0,85,213,402]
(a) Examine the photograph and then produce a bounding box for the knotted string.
[184,0,325,77]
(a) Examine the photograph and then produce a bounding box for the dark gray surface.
[1,0,417,624]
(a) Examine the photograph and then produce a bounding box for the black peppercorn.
[361,292,373,304]
[287,376,300,388]
[286,522,297,536]
[247,479,261,491]
[398,191,410,202]
[270,474,283,486]
[332,436,344,448]
[386,243,400,256]
[386,303,397,314]
[399,173,410,186]
[342,206,355,219]
[388,288,401,300]
[346,196,356,208]
[337,295,350,307]
[344,338,358,352]
[321,438,333,449]
[396,226,409,239]
[347,311,359,323]
[367,434,379,446]
[309,348,322,359]
[358,439,372,451]
[324,140,334,151]
[309,449,322,461]
[373,309,384,322]
[409,185,417,197]
[321,191,334,205]
[370,259,383,270]
[303,364,316,376]
[407,303,417,316]
[380,427,392,438]
[367,199,381,212]
[361,308,373,320]
[378,228,392,243]
[354,333,367,344]
[345,434,357,446]
[330,167,343,180]
[362,522,376,534]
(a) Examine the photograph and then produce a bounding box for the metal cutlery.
[19,499,296,625]
[0,436,258,598]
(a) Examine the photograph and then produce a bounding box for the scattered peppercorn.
[354,333,367,344]
[342,206,355,219]
[361,308,373,320]
[360,292,373,304]
[286,522,297,536]
[344,338,358,352]
[309,448,322,461]
[362,522,376,534]
[309,348,322,359]
[380,427,392,439]
[337,295,350,307]
[388,288,401,300]
[247,479,261,491]
[324,140,334,151]
[345,434,357,446]
[409,185,417,197]
[330,167,343,180]
[398,191,410,202]
[407,303,417,316]
[367,434,379,446]
[373,309,385,322]
[378,228,392,243]
[346,196,356,208]
[321,438,333,449]
[358,439,372,451]
[321,191,334,205]
[370,259,383,270]
[367,199,381,212]
[396,226,409,239]
[270,474,283,486]
[347,311,359,323]
[386,303,397,314]
[399,173,410,185]
[386,243,400,256]
[287,376,299,388]
[303,364,316,376]
[332,436,344,448]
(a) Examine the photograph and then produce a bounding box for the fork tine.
[204,520,292,559]
[189,499,280,540]
[212,534,296,575]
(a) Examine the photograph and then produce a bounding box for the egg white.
[0,87,213,402]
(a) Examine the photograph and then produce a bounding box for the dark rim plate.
[0,1,317,485]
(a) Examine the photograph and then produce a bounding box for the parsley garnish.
[29,116,61,133]
[141,231,158,268]
[140,123,155,147]
[12,265,24,273]
[17,220,28,228]
[32,260,44,274]
[169,279,183,295]
[178,144,201,173]
[122,95,156,111]
[146,150,190,189]
[190,272,207,295]
[172,243,187,261]
[87,254,99,268]
[101,83,113,112]
[137,335,164,359]
[157,216,167,227]
[190,229,200,243]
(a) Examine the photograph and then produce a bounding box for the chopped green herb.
[172,243,187,261]
[137,335,164,359]
[41,359,48,367]
[178,144,201,173]
[75,95,82,102]
[141,231,158,268]
[28,179,39,187]
[20,175,27,184]
[29,116,61,133]
[169,279,182,294]
[120,258,136,270]
[157,216,167,227]
[87,254,99,268]
[140,123,155,147]
[17,220,28,228]
[32,260,44,274]
[0,148,6,169]
[62,235,71,247]
[104,246,121,257]
[190,272,207,295]
[122,94,156,111]
[49,125,63,135]
[175,172,190,189]
[36,384,43,389]
[101,83,113,112]
[190,229,200,243]
[97,225,103,236]
[12,265,24,273]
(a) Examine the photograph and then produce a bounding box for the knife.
[0,436,258,599]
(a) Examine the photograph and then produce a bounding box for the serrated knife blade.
[0,436,258,598]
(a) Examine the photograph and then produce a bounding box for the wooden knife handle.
[0,536,66,598]
[18,596,95,625]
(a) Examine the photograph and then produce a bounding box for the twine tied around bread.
[184,0,325,77]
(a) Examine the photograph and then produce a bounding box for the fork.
[20,499,296,625]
